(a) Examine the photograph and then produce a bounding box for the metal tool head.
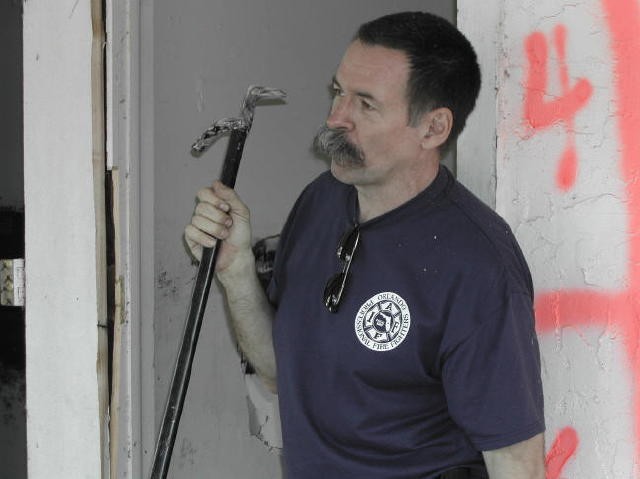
[191,85,286,157]
[240,85,287,127]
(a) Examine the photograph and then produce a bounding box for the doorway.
[0,1,25,478]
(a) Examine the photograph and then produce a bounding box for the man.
[185,12,545,479]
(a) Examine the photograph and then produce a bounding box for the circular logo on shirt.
[355,292,411,351]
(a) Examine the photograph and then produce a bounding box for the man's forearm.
[482,433,545,479]
[218,252,277,390]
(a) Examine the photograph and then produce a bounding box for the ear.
[419,107,453,150]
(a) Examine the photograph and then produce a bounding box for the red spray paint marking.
[545,427,579,479]
[523,26,593,190]
[529,0,640,471]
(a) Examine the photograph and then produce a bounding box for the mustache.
[312,125,365,167]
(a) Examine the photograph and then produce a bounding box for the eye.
[331,84,345,97]
[360,99,375,111]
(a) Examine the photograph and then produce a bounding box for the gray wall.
[150,2,455,477]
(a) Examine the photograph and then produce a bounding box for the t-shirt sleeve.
[265,180,313,308]
[441,289,545,451]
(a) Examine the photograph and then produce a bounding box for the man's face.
[314,40,428,191]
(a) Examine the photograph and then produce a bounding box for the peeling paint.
[244,373,282,452]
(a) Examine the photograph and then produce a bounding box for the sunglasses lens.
[325,225,359,313]
[337,226,360,261]
[323,272,345,312]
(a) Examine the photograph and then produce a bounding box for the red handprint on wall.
[521,0,640,474]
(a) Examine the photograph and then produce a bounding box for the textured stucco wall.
[460,0,640,477]
[149,2,454,477]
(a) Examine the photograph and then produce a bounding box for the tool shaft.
[149,84,284,479]
[149,128,248,479]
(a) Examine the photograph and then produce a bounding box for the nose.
[326,96,354,131]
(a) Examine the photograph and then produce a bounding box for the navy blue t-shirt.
[269,166,544,478]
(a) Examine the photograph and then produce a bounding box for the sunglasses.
[323,225,360,313]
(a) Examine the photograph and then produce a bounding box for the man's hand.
[184,181,253,276]
[482,433,545,479]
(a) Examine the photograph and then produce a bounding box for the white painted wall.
[459,0,638,476]
[146,2,454,477]
[23,0,104,477]
[457,0,500,208]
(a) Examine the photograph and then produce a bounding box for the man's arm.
[217,250,277,391]
[185,181,277,390]
[482,433,545,479]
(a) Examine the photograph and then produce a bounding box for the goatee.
[313,125,365,168]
